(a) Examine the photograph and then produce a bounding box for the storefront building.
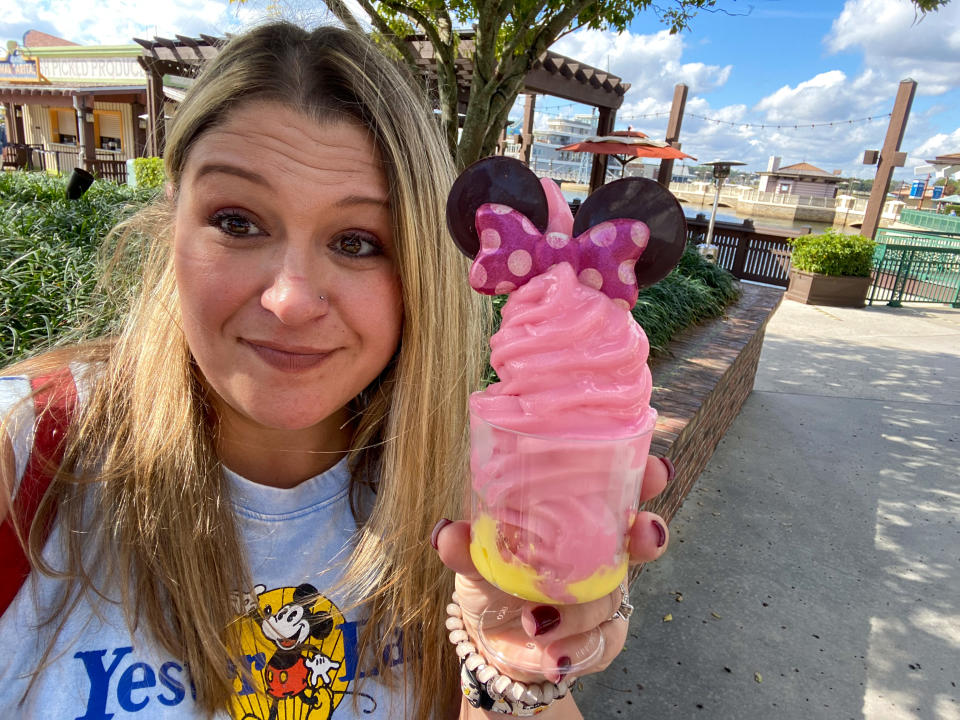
[0,30,153,180]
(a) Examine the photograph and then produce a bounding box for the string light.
[530,106,892,131]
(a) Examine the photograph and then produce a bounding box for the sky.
[1,0,958,181]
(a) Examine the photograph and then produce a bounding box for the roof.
[759,161,843,181]
[135,31,630,111]
[779,162,831,175]
[0,83,146,105]
[929,153,960,165]
[23,30,79,47]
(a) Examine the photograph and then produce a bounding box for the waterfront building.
[759,156,844,199]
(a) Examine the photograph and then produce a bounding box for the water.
[561,187,840,236]
[678,200,838,236]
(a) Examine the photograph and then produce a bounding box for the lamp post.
[699,160,746,262]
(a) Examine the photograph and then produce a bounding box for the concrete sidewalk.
[580,299,960,719]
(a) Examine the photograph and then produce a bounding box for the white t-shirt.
[0,368,412,719]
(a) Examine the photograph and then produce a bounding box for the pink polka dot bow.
[468,203,651,309]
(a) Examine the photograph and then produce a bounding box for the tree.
[233,0,953,169]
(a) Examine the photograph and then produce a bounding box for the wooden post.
[145,68,166,157]
[657,84,688,188]
[2,103,17,144]
[132,102,147,157]
[12,103,25,144]
[861,79,916,239]
[521,93,536,165]
[589,107,616,194]
[73,95,96,172]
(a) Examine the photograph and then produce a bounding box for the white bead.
[522,684,542,705]
[445,616,464,631]
[464,653,485,672]
[446,602,462,618]
[492,674,512,696]
[507,681,526,702]
[476,665,498,684]
[451,592,461,604]
[455,642,476,659]
[448,629,468,644]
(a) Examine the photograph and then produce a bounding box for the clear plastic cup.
[466,408,657,675]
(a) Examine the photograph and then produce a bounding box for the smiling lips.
[244,339,335,372]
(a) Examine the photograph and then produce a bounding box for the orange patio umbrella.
[559,129,697,178]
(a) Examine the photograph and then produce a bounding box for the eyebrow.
[191,164,389,208]
[332,194,390,209]
[193,163,270,187]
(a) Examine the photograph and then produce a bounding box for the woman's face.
[173,102,403,450]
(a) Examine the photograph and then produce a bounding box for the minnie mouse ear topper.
[446,156,687,308]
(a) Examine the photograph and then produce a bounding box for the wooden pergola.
[135,32,630,189]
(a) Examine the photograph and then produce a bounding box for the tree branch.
[323,0,366,34]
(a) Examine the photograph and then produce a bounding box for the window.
[96,111,122,151]
[52,108,78,144]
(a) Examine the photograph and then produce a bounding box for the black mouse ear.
[446,156,549,259]
[572,177,687,289]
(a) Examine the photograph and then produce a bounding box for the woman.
[0,22,671,719]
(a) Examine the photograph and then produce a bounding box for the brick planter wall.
[642,283,783,524]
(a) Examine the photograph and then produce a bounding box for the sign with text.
[932,185,944,200]
[910,180,926,198]
[0,48,45,83]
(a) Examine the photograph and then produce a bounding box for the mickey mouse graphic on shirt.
[261,584,340,718]
[230,584,353,720]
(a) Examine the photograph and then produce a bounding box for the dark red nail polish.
[557,656,572,683]
[430,518,452,550]
[531,606,561,636]
[659,456,676,483]
[652,518,667,548]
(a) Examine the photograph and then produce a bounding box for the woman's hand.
[433,455,673,683]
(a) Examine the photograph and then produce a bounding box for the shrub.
[1,172,158,362]
[132,157,165,188]
[789,228,875,277]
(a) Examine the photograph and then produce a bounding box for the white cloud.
[1,0,259,46]
[552,28,732,102]
[909,128,960,162]
[828,0,960,95]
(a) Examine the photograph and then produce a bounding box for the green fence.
[898,209,960,234]
[874,228,960,263]
[869,243,960,307]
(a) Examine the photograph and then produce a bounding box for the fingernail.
[430,518,452,550]
[659,456,676,483]
[652,518,667,548]
[531,606,561,636]
[557,656,572,683]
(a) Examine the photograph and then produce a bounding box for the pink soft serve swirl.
[470,262,654,600]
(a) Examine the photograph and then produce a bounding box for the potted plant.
[785,229,875,307]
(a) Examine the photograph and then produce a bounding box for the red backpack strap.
[0,367,78,616]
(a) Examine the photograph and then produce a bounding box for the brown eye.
[210,211,262,236]
[333,232,381,257]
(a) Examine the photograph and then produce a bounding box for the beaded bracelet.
[447,593,569,716]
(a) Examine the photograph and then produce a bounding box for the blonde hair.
[6,23,490,718]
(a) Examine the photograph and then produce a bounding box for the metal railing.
[868,244,960,307]
[898,209,960,234]
[4,147,129,185]
[685,215,795,287]
[874,228,960,266]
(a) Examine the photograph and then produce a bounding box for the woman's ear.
[446,156,548,259]
[572,177,687,290]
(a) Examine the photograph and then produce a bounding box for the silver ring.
[609,580,633,622]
